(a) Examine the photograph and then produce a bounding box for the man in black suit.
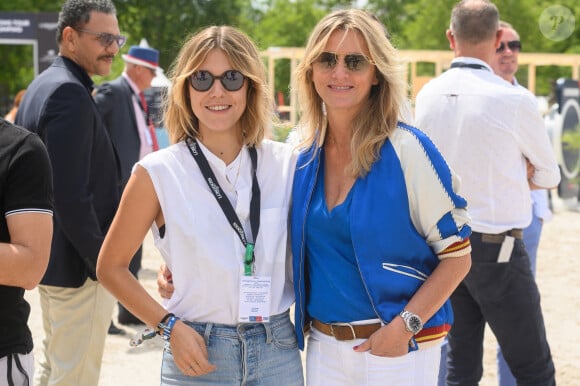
[15,0,123,384]
[94,45,159,328]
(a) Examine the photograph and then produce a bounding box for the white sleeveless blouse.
[137,139,297,324]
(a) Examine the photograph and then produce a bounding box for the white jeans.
[306,326,441,386]
[0,352,34,386]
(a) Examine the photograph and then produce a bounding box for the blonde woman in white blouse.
[97,26,303,386]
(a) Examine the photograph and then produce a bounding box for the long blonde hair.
[295,9,408,176]
[164,26,273,146]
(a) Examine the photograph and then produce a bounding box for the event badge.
[238,276,271,323]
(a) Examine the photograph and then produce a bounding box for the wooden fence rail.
[263,47,580,126]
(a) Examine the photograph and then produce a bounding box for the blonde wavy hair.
[295,9,408,177]
[164,26,272,146]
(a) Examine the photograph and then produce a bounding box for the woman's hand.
[352,320,412,357]
[157,263,174,299]
[169,320,217,376]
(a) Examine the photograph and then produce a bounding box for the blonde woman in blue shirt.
[291,9,472,385]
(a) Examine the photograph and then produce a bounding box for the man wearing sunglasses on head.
[15,0,123,384]
[490,20,553,386]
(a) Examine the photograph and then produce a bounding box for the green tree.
[241,0,326,48]
[392,0,579,95]
[113,0,244,75]
[366,0,421,47]
[0,0,245,103]
[2,0,578,113]
[239,0,333,106]
[104,0,247,82]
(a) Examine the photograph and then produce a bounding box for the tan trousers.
[35,279,114,386]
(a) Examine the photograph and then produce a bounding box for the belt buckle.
[330,323,356,340]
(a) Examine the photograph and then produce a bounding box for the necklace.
[228,148,243,189]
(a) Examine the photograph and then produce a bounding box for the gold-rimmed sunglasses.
[313,52,374,72]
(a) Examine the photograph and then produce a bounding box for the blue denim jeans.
[160,310,304,385]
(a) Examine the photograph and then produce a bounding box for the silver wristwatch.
[399,310,423,335]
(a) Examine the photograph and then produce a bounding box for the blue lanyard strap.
[185,137,260,275]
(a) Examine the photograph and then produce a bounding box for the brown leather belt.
[311,319,381,341]
[478,229,523,244]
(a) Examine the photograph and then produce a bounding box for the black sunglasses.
[189,70,246,92]
[73,28,127,48]
[496,40,522,53]
[314,52,374,72]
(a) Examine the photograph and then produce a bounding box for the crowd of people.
[1,0,560,385]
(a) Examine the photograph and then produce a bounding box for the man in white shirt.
[490,20,554,386]
[415,1,558,384]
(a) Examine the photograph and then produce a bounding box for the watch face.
[408,315,422,333]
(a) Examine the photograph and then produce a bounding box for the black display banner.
[0,12,59,75]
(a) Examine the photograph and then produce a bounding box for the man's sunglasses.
[314,52,374,72]
[73,28,127,48]
[189,70,246,92]
[496,40,522,53]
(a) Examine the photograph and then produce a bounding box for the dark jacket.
[94,76,141,188]
[15,56,120,287]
